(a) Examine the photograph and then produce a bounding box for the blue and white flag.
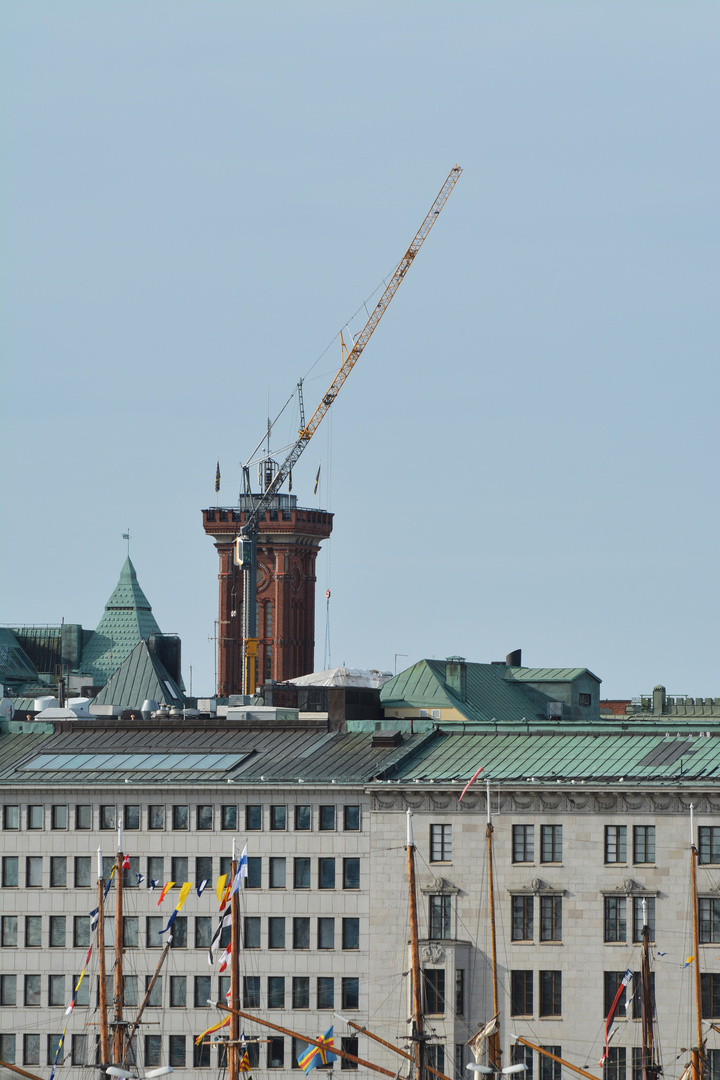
[90,908,99,932]
[231,845,248,896]
[136,872,145,885]
[149,878,159,891]
[197,879,208,897]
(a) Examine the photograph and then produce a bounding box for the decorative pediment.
[507,878,564,896]
[601,878,657,897]
[421,876,460,895]
[420,943,446,964]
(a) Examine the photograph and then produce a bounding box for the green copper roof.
[0,629,38,684]
[80,558,162,686]
[92,639,182,710]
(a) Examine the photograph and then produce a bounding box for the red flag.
[458,765,484,802]
[122,854,130,869]
[158,881,175,905]
[218,941,232,973]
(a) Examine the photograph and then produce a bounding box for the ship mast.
[690,805,704,1080]
[229,838,241,1080]
[407,810,425,1080]
[113,816,126,1064]
[486,781,501,1071]
[97,846,110,1066]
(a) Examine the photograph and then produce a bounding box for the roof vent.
[506,649,522,667]
[372,730,404,748]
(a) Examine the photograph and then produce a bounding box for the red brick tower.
[202,494,333,697]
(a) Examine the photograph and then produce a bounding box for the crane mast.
[237,164,462,693]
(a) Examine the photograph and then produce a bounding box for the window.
[579,693,592,706]
[27,857,42,887]
[455,1045,466,1080]
[541,825,562,863]
[345,972,364,1009]
[708,1050,720,1080]
[171,856,188,883]
[319,858,335,888]
[149,805,165,830]
[28,805,43,829]
[430,895,452,939]
[172,805,189,830]
[72,915,90,948]
[170,917,187,948]
[604,972,629,1017]
[76,805,91,830]
[26,916,42,947]
[3,805,19,829]
[319,805,336,830]
[246,805,262,830]
[49,974,65,1006]
[146,916,163,948]
[24,1034,41,1066]
[1,915,18,946]
[74,856,91,888]
[102,855,116,881]
[539,971,562,1017]
[512,896,533,941]
[145,1035,162,1067]
[430,824,452,862]
[270,805,287,830]
[51,805,67,830]
[194,975,211,1008]
[699,827,720,864]
[513,825,534,863]
[318,918,334,949]
[244,976,260,1008]
[221,805,237,830]
[343,858,360,889]
[293,977,309,1009]
[72,1034,88,1066]
[604,1047,626,1080]
[341,1037,359,1069]
[197,805,213,830]
[702,974,720,1018]
[2,856,19,887]
[123,917,139,948]
[268,917,285,949]
[268,1038,284,1068]
[170,976,186,1008]
[342,918,359,950]
[633,826,655,864]
[630,971,655,1020]
[144,975,162,1007]
[512,1045,534,1080]
[100,805,115,830]
[605,826,627,863]
[269,857,286,888]
[455,969,465,1015]
[194,917,212,950]
[194,1041,211,1069]
[72,975,89,1008]
[244,917,261,949]
[245,856,261,888]
[0,974,16,1005]
[295,805,311,830]
[700,898,720,944]
[123,976,138,1008]
[294,918,310,949]
[268,976,285,1008]
[169,1036,186,1068]
[294,857,311,888]
[0,1036,15,1065]
[423,969,445,1014]
[47,1035,63,1066]
[632,897,656,943]
[50,916,66,947]
[50,857,67,888]
[125,805,140,829]
[604,897,627,942]
[196,856,213,888]
[147,857,164,884]
[511,970,533,1016]
[317,977,334,1009]
[344,805,360,831]
[427,1046,446,1074]
[540,896,562,942]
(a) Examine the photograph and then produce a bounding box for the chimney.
[445,657,467,701]
[652,685,666,714]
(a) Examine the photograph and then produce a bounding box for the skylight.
[23,752,245,772]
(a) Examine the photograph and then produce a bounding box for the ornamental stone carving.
[420,944,446,963]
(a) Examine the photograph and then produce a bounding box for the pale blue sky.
[2,1,717,699]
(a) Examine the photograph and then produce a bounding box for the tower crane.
[236,164,462,693]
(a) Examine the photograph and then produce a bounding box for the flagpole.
[690,804,703,1080]
[125,939,173,1052]
[213,1002,398,1077]
[113,817,125,1064]
[229,839,240,1080]
[406,811,425,1080]
[511,1037,602,1080]
[486,781,500,1071]
[97,847,110,1066]
[335,1016,454,1080]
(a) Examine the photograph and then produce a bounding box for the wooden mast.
[691,804,704,1080]
[112,817,125,1065]
[486,781,501,1071]
[97,846,110,1066]
[640,898,659,1080]
[407,810,425,1080]
[229,839,240,1080]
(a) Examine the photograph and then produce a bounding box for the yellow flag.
[176,882,193,912]
[216,874,228,902]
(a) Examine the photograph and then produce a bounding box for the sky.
[1,1,717,701]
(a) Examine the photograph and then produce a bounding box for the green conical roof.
[81,558,162,686]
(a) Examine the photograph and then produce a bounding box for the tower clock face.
[290,567,301,592]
